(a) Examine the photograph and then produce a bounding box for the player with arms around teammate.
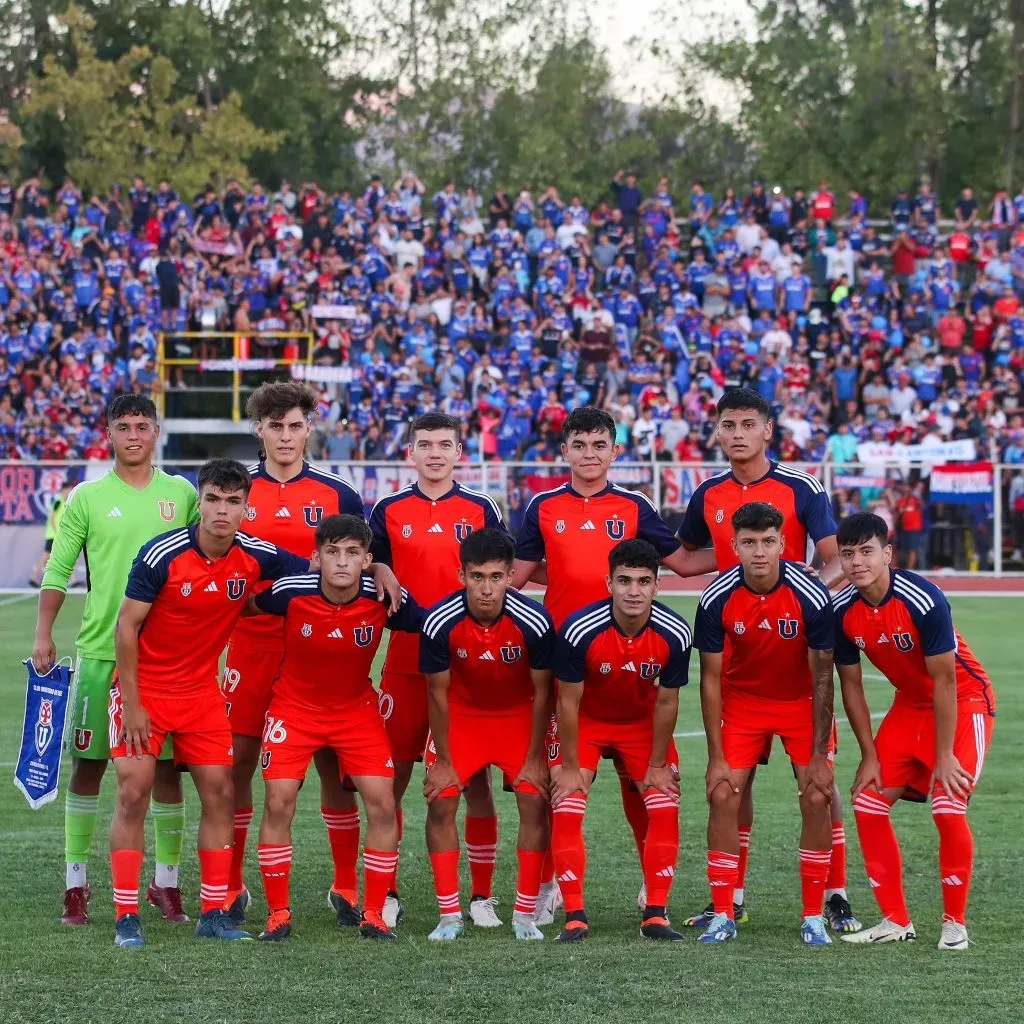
[550,539,693,943]
[370,413,508,928]
[108,459,310,948]
[222,382,398,930]
[694,502,836,946]
[250,515,423,942]
[678,388,859,935]
[834,513,996,950]
[33,394,198,926]
[419,529,554,942]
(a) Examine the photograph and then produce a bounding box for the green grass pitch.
[0,593,1019,1024]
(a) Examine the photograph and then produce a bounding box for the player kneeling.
[251,515,423,942]
[420,529,554,941]
[550,539,693,943]
[694,502,837,946]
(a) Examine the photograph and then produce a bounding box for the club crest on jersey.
[303,503,324,527]
[555,519,566,534]
[733,621,745,635]
[180,581,192,597]
[402,524,413,538]
[261,751,272,770]
[226,577,247,601]
[354,625,375,647]
[715,508,725,524]
[245,506,257,521]
[35,699,54,755]
[74,728,93,752]
[892,632,914,652]
[599,662,612,674]
[500,644,522,664]
[457,648,468,659]
[778,618,799,640]
[855,636,866,649]
[605,517,625,540]
[639,660,662,679]
[158,500,176,522]
[454,520,474,541]
[301,623,313,638]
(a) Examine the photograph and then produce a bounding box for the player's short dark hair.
[315,514,372,550]
[717,387,771,420]
[608,538,660,576]
[562,406,616,444]
[460,527,515,569]
[732,501,783,533]
[197,458,252,496]
[410,411,460,442]
[107,394,157,422]
[837,512,890,548]
[245,381,318,424]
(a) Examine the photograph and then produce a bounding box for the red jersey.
[811,191,835,221]
[232,460,364,650]
[418,589,554,714]
[514,483,680,628]
[693,561,834,701]
[896,495,924,532]
[554,599,692,723]
[125,526,309,698]
[834,570,995,714]
[370,481,507,675]
[254,572,423,713]
[679,461,836,570]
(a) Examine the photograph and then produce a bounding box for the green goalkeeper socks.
[65,791,99,887]
[150,800,186,877]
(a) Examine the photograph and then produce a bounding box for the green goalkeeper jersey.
[41,467,200,660]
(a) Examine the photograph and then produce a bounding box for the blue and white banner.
[14,658,73,810]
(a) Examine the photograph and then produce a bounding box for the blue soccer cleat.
[195,909,254,941]
[223,887,251,927]
[697,913,737,943]
[114,913,145,948]
[801,915,833,946]
[427,914,465,941]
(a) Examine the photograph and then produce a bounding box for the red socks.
[258,844,293,913]
[322,806,360,901]
[933,792,973,924]
[363,849,399,917]
[618,774,648,865]
[429,848,461,916]
[228,807,252,893]
[707,851,739,918]
[641,791,678,907]
[198,848,232,914]
[464,814,498,899]
[799,848,831,918]
[853,790,910,926]
[111,848,145,919]
[827,823,847,891]
[551,793,588,913]
[513,848,546,916]
[737,826,751,889]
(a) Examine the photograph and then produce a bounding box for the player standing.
[420,529,554,941]
[677,387,860,934]
[250,515,423,942]
[222,382,398,928]
[33,394,198,926]
[370,412,508,929]
[694,503,836,946]
[109,459,310,947]
[550,539,693,943]
[833,513,995,950]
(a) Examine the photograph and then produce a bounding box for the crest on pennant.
[180,581,192,597]
[402,524,413,538]
[715,508,725,524]
[733,621,745,635]
[555,519,566,534]
[35,699,54,756]
[301,623,313,637]
[599,662,612,674]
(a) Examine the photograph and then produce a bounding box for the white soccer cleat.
[637,883,647,912]
[841,918,917,944]
[428,914,465,941]
[468,896,503,928]
[381,893,404,930]
[535,882,562,926]
[512,912,545,940]
[938,918,970,951]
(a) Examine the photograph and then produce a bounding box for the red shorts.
[424,708,538,798]
[722,695,834,771]
[874,697,994,800]
[261,695,394,782]
[378,671,428,763]
[109,683,233,767]
[546,713,679,783]
[223,641,284,739]
[756,715,840,768]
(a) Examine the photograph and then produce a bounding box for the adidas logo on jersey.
[579,520,596,531]
[621,661,636,672]
[107,507,122,518]
[204,581,218,593]
[427,523,445,534]
[479,651,495,661]
[877,634,890,644]
[274,507,291,518]
[759,619,772,630]
[328,628,344,639]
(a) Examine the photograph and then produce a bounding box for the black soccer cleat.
[641,907,684,941]
[327,889,361,927]
[556,910,590,943]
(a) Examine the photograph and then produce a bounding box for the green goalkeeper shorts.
[68,657,173,761]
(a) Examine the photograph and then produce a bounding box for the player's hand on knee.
[644,763,680,801]
[932,752,972,801]
[801,753,834,799]
[423,760,459,803]
[514,755,550,800]
[551,768,588,807]
[705,758,738,802]
[851,754,883,799]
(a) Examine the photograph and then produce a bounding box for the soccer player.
[419,529,554,942]
[108,459,310,948]
[833,513,996,950]
[694,502,836,946]
[250,515,423,942]
[32,394,198,927]
[550,539,693,943]
[677,387,859,934]
[222,382,398,929]
[510,406,714,921]
[370,412,508,928]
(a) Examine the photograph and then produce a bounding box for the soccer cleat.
[146,882,190,922]
[800,916,833,946]
[938,918,970,951]
[258,910,292,942]
[327,889,361,927]
[382,891,404,930]
[640,916,685,941]
[556,911,589,943]
[697,913,737,943]
[637,883,647,912]
[359,910,396,941]
[114,913,145,948]
[684,901,748,928]
[469,895,503,928]
[195,908,254,941]
[535,881,563,927]
[512,913,545,940]
[61,887,89,926]
[824,893,862,934]
[223,886,251,926]
[428,914,465,941]
[841,918,917,944]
